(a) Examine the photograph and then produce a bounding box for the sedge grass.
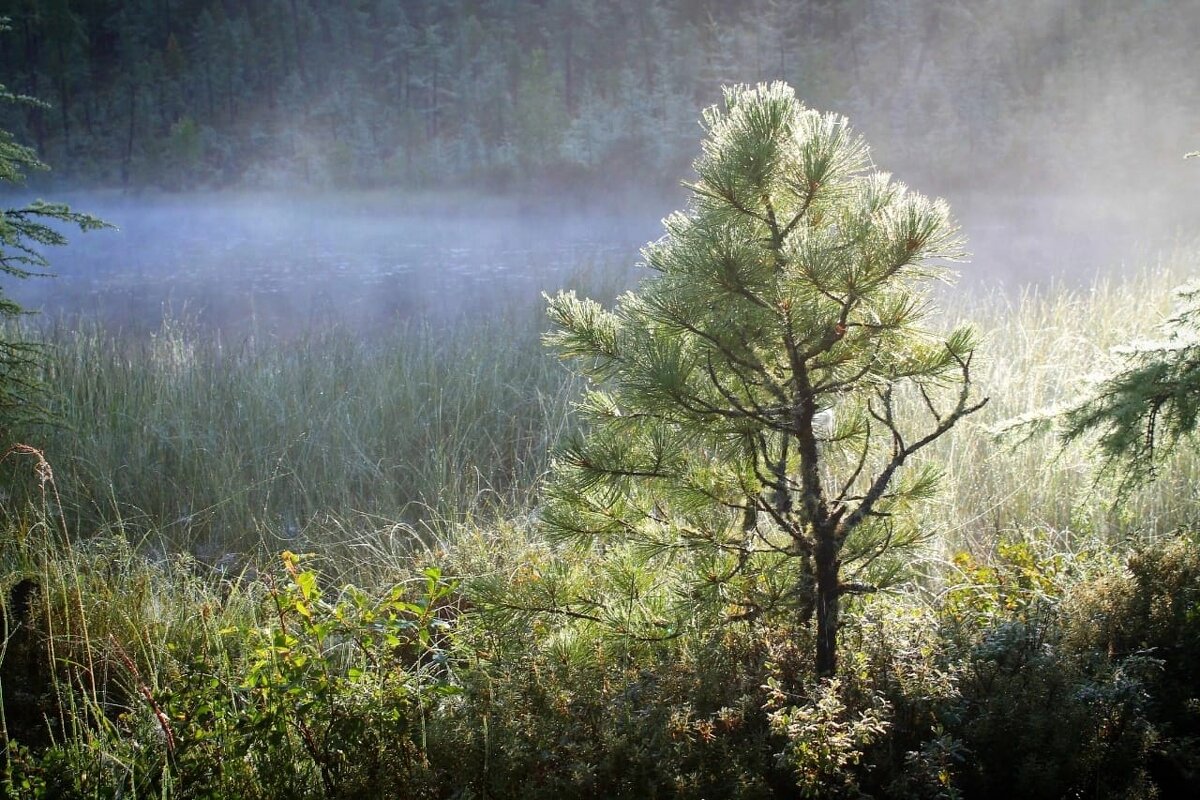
[914,247,1200,558]
[3,246,1200,795]
[2,247,1199,571]
[2,310,579,557]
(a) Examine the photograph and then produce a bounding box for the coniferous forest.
[2,0,1197,192]
[3,2,1200,799]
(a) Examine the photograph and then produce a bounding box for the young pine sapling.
[542,83,986,676]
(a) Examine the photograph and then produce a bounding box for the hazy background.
[1,0,1197,331]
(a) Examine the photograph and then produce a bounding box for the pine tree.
[542,83,986,676]
[1,52,106,439]
[1055,153,1199,486]
[1062,280,1200,486]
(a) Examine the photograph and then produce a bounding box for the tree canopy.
[1060,280,1200,487]
[540,82,986,675]
[0,0,1193,191]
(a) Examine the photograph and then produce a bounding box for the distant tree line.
[0,0,1194,192]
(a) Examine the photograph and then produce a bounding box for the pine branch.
[843,351,987,537]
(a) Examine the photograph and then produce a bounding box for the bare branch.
[843,353,988,536]
[835,417,873,503]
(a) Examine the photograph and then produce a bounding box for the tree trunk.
[563,27,574,115]
[204,61,214,119]
[57,75,70,151]
[814,530,840,678]
[122,81,137,187]
[24,20,46,156]
[288,0,309,89]
[56,41,71,151]
[431,53,440,141]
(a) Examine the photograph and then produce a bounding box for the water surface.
[9,187,1192,336]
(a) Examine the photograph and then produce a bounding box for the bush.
[927,533,1200,799]
[1,538,464,799]
[1060,534,1200,794]
[432,611,792,799]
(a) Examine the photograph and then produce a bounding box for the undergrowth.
[1,255,1200,796]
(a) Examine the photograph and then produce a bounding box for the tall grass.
[4,248,1198,567]
[4,247,1200,796]
[3,312,577,556]
[917,249,1200,555]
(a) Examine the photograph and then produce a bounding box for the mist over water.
[12,177,1196,336]
[7,0,1200,334]
[10,192,667,334]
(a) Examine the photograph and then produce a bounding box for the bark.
[562,26,574,114]
[56,41,71,149]
[122,81,137,187]
[814,526,840,677]
[288,0,309,89]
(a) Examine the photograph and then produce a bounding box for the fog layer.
[2,1,1198,330]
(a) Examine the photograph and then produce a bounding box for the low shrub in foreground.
[4,524,1200,798]
[2,543,461,799]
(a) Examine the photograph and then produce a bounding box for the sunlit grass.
[4,245,1200,795]
[3,258,633,568]
[6,249,1199,568]
[5,314,574,557]
[918,246,1200,556]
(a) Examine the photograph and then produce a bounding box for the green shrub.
[2,535,466,799]
[932,535,1166,799]
[431,612,790,799]
[1060,534,1200,794]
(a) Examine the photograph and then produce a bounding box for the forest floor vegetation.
[2,252,1200,798]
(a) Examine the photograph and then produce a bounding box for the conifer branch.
[844,353,986,537]
[835,419,874,504]
[542,83,982,676]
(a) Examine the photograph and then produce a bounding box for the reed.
[3,248,1200,796]
[6,250,1199,567]
[1,310,576,557]
[917,249,1200,556]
